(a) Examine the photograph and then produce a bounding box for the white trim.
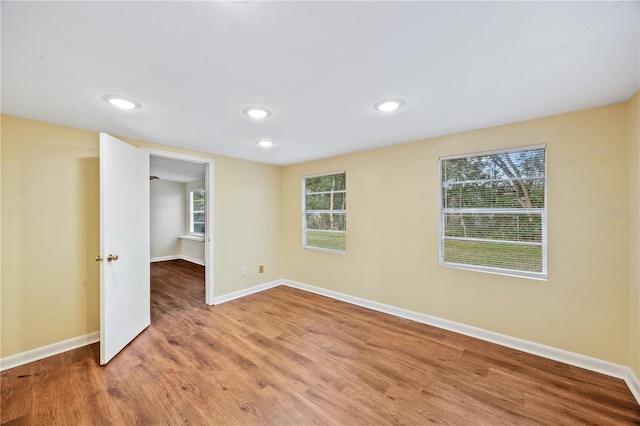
[181,255,205,266]
[442,208,544,215]
[439,143,547,161]
[625,369,640,404]
[151,255,181,263]
[303,229,347,234]
[306,190,347,195]
[280,279,640,405]
[301,170,346,180]
[179,234,205,242]
[212,280,282,305]
[0,332,100,371]
[303,245,347,255]
[306,210,347,215]
[443,235,543,246]
[441,261,547,281]
[151,255,204,266]
[447,176,545,186]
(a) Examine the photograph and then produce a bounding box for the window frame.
[302,171,347,254]
[189,187,205,236]
[439,145,547,280]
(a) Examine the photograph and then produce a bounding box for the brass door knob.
[107,254,119,262]
[95,255,103,262]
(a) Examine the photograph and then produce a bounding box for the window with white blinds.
[440,145,547,279]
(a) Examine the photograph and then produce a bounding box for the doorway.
[145,149,214,305]
[98,135,215,365]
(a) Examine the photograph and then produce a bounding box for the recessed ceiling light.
[244,107,271,119]
[256,140,274,148]
[374,99,404,112]
[104,95,140,110]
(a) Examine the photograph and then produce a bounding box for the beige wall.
[212,157,281,295]
[629,91,640,376]
[1,116,100,357]
[281,102,631,365]
[1,115,282,358]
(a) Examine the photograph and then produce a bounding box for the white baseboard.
[0,331,100,372]
[626,369,640,404]
[151,255,204,266]
[151,255,181,262]
[281,279,640,405]
[180,255,205,266]
[212,279,282,305]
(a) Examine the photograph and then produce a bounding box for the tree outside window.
[440,146,546,279]
[303,172,346,252]
[190,188,205,235]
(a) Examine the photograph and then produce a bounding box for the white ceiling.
[150,156,205,183]
[2,1,638,166]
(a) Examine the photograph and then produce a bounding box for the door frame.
[144,148,215,305]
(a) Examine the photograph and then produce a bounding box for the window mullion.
[439,146,546,279]
[303,171,347,253]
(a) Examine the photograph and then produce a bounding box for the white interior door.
[99,133,150,365]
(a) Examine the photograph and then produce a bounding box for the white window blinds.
[440,146,547,279]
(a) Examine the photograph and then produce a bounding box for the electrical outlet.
[259,265,264,273]
[242,266,248,276]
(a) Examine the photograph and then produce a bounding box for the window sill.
[303,245,346,255]
[179,234,205,242]
[440,261,547,281]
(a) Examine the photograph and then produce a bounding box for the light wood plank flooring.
[2,260,639,425]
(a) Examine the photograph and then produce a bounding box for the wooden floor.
[2,260,639,425]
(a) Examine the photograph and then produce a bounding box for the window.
[189,188,205,235]
[440,145,546,279]
[303,172,346,252]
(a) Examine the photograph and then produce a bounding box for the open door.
[99,133,150,365]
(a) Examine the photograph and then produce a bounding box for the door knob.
[95,255,103,262]
[107,254,119,262]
